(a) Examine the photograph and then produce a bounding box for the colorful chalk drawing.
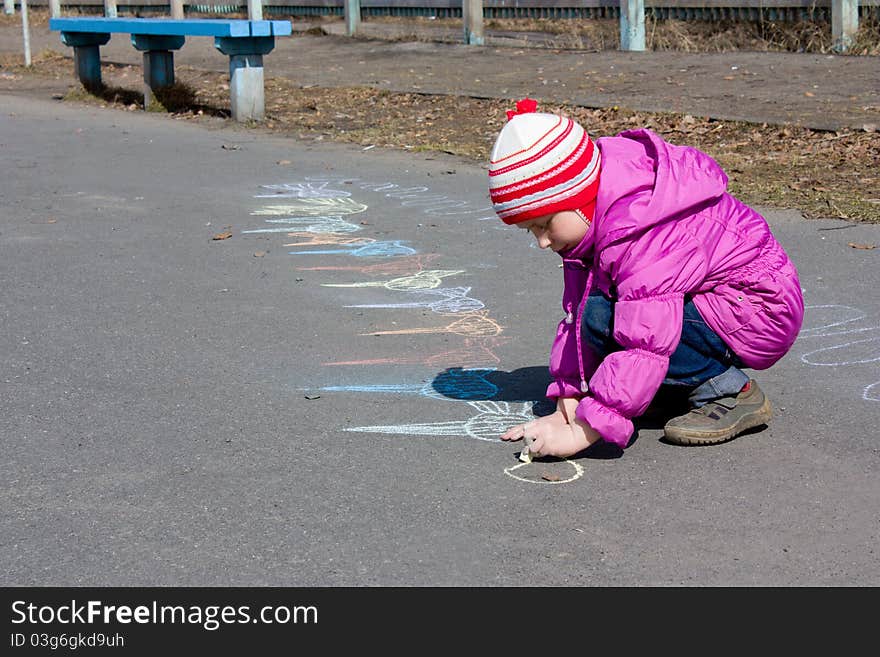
[366,311,503,338]
[796,303,880,403]
[304,175,497,220]
[323,337,511,368]
[323,270,464,292]
[344,286,485,313]
[296,254,442,275]
[252,199,367,217]
[284,234,375,248]
[243,216,363,235]
[289,240,417,257]
[243,176,563,484]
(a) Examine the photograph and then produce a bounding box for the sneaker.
[663,380,773,446]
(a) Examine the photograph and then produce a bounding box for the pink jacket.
[546,129,804,447]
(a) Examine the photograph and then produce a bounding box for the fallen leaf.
[277,160,291,165]
[221,143,240,150]
[848,242,876,250]
[254,251,266,257]
[212,231,233,240]
[541,472,562,482]
[804,91,815,97]
[304,394,321,400]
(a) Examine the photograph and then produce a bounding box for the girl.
[490,98,804,459]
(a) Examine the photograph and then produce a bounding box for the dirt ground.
[2,10,879,223]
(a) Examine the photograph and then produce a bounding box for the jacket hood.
[592,129,729,247]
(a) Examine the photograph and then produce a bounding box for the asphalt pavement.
[2,90,879,586]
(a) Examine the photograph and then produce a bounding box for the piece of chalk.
[519,435,534,463]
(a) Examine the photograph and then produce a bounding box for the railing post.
[832,0,859,53]
[170,0,184,19]
[463,0,484,45]
[21,0,31,65]
[3,0,13,15]
[48,0,60,18]
[619,0,646,52]
[247,0,262,22]
[344,0,360,37]
[104,0,117,19]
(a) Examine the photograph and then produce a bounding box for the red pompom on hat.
[489,98,601,225]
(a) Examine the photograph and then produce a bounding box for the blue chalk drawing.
[317,368,499,401]
[289,241,417,257]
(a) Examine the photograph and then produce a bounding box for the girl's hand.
[500,410,567,442]
[526,417,602,459]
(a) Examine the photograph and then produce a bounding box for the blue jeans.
[581,292,749,406]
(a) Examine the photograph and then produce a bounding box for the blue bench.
[48,17,292,122]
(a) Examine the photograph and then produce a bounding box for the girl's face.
[518,210,590,253]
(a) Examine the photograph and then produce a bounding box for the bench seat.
[48,17,292,38]
[49,17,293,121]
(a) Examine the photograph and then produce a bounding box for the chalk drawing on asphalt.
[345,286,484,313]
[323,337,511,367]
[316,368,499,401]
[345,400,583,485]
[366,311,503,338]
[252,199,367,217]
[801,334,880,366]
[290,241,417,257]
[503,459,585,485]
[283,234,375,248]
[346,401,531,441]
[797,304,880,403]
[323,270,464,292]
[255,182,353,199]
[798,304,870,338]
[304,175,496,219]
[296,254,442,275]
[243,215,364,235]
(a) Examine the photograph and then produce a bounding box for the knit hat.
[488,98,601,225]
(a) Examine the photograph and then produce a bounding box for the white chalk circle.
[504,459,585,485]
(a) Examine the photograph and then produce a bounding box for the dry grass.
[2,10,879,222]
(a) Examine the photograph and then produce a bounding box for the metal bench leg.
[60,32,111,93]
[229,54,264,122]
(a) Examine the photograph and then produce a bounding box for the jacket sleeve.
[546,260,600,400]
[576,223,709,447]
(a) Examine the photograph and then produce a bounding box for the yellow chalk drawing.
[296,254,442,275]
[503,459,585,485]
[283,233,376,247]
[366,311,504,338]
[322,270,463,292]
[251,198,368,217]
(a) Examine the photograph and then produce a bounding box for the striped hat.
[488,98,601,225]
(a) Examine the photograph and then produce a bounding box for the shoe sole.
[663,396,773,446]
